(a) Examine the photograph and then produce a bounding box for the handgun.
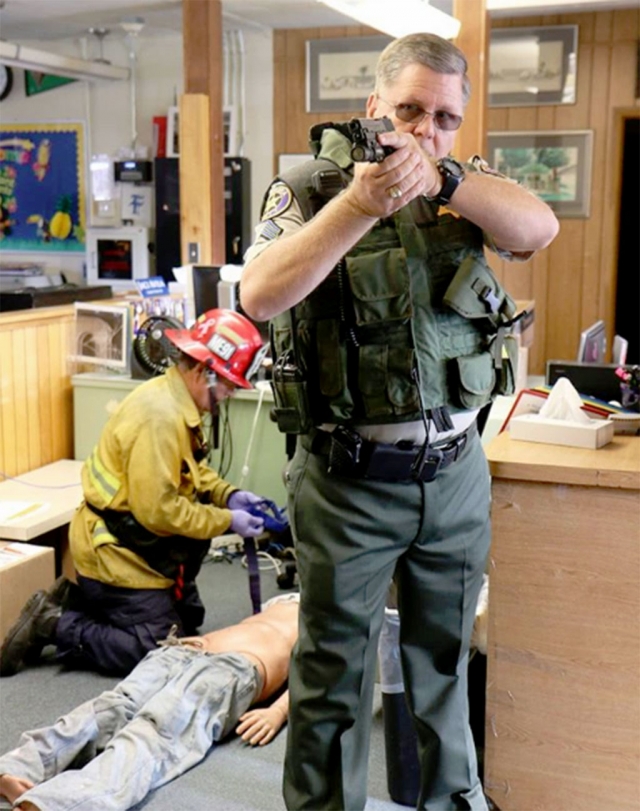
[309,116,396,164]
[346,116,395,163]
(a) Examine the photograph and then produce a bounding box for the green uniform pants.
[283,429,491,811]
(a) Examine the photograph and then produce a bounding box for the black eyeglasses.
[378,98,463,131]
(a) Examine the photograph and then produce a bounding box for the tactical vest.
[268,129,518,432]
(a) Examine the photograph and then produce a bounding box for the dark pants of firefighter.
[55,576,205,676]
[283,428,491,811]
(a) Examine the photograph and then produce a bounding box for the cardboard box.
[0,541,55,644]
[509,413,615,449]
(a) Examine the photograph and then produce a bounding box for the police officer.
[241,33,559,811]
[1,310,268,678]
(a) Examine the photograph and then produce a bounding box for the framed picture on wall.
[487,130,593,218]
[489,25,578,107]
[306,35,391,113]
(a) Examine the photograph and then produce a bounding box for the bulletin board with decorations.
[0,122,86,253]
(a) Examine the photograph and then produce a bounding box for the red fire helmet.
[165,309,266,389]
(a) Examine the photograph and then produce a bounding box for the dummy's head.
[166,309,266,388]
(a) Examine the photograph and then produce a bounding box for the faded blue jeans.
[0,647,261,811]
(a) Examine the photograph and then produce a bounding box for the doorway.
[614,116,639,364]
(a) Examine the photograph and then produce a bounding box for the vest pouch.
[270,351,314,435]
[492,333,519,397]
[453,352,495,410]
[346,248,411,325]
[443,255,516,326]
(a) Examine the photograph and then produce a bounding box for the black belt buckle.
[418,449,443,482]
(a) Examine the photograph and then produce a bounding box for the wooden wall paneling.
[11,328,29,474]
[0,308,76,476]
[506,107,537,131]
[593,10,613,42]
[530,249,551,371]
[37,324,54,465]
[612,7,640,41]
[535,105,555,130]
[546,219,585,361]
[582,43,611,329]
[565,11,595,43]
[48,320,65,464]
[287,28,313,153]
[53,320,72,464]
[0,328,16,477]
[23,326,41,472]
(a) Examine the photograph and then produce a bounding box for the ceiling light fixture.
[0,40,129,82]
[318,0,461,40]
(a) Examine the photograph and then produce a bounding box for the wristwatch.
[426,157,466,206]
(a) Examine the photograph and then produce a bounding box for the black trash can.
[378,608,420,807]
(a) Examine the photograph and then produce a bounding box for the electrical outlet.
[188,242,200,263]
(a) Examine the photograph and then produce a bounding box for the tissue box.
[509,413,615,449]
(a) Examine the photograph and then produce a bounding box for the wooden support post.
[181,0,225,265]
[453,0,488,161]
[179,94,213,266]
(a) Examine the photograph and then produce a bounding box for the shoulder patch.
[262,181,293,221]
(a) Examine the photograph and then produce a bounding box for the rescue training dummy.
[0,593,299,811]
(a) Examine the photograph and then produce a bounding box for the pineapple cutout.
[50,195,73,240]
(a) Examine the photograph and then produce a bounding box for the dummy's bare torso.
[181,601,298,701]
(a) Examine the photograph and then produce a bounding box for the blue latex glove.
[229,509,264,538]
[227,490,264,511]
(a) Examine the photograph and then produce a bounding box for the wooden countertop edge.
[0,298,129,328]
[487,431,640,490]
[488,458,640,490]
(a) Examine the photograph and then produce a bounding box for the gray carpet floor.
[0,550,408,811]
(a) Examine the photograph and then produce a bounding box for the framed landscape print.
[489,25,578,107]
[488,130,593,218]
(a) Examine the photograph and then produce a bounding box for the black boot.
[0,591,61,677]
[43,575,72,608]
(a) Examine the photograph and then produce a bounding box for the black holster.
[88,505,209,583]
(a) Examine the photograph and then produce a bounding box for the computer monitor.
[192,266,222,316]
[191,265,239,318]
[577,320,606,363]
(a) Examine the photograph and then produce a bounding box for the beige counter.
[483,432,640,811]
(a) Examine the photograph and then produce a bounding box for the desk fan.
[131,315,184,379]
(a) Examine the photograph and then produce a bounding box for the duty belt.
[302,422,476,483]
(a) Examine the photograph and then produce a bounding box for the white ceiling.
[0,0,635,42]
